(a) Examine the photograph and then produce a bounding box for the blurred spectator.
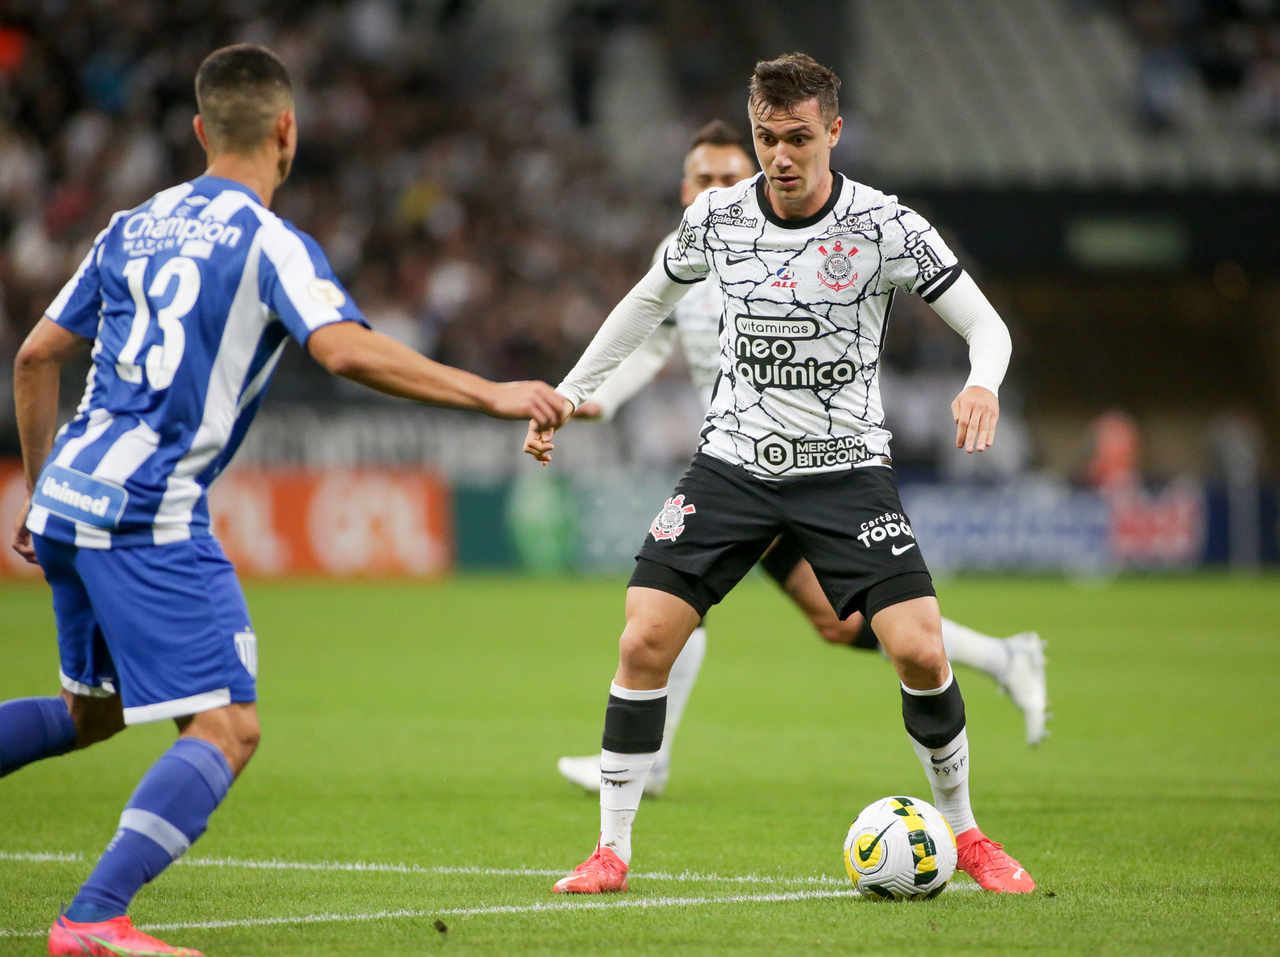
[1122,0,1280,131]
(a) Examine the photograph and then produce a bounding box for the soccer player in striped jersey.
[4,44,563,957]
[529,54,1036,896]
[555,120,1046,799]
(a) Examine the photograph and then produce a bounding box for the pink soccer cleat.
[48,914,204,956]
[552,841,629,894]
[956,827,1036,893]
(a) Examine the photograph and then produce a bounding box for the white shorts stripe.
[122,688,231,726]
[58,671,116,698]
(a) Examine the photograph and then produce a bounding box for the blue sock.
[0,697,77,777]
[65,737,233,922]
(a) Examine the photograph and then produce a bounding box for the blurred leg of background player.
[759,536,1048,745]
[557,538,1047,798]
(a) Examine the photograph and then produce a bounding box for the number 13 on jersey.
[115,255,201,390]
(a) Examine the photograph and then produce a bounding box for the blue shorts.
[33,534,258,725]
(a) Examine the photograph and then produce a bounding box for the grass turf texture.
[1,574,1277,955]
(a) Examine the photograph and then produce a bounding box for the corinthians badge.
[650,494,696,542]
[817,240,858,292]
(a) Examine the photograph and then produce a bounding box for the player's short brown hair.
[195,44,293,154]
[748,53,841,125]
[690,119,746,152]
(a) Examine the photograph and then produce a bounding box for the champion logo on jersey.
[650,494,696,542]
[817,240,858,292]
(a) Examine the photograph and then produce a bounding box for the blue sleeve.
[258,220,368,345]
[44,225,114,339]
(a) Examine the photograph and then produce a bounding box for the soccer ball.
[843,795,957,900]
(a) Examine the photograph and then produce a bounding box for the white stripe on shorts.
[59,671,116,698]
[122,688,231,726]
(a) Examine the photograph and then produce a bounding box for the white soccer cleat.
[1000,632,1049,745]
[556,754,669,796]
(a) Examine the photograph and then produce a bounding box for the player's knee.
[225,711,261,772]
[182,705,260,775]
[618,618,679,676]
[896,638,948,687]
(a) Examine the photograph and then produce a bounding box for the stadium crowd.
[0,1,691,412]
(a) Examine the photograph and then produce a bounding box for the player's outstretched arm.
[554,259,693,413]
[12,317,90,562]
[307,321,569,429]
[927,272,1012,454]
[577,323,679,421]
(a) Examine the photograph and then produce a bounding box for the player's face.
[749,97,842,217]
[680,144,756,207]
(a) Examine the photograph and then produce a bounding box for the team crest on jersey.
[817,240,858,292]
[650,494,696,542]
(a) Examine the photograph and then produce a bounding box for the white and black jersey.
[664,172,960,479]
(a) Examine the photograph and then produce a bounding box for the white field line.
[0,889,868,938]
[0,849,980,939]
[0,850,849,887]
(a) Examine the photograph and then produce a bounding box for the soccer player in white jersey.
[555,120,1047,798]
[3,45,563,957]
[527,54,1035,895]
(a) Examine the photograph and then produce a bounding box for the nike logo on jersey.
[858,822,895,863]
[891,543,916,556]
[930,746,962,765]
[725,254,753,265]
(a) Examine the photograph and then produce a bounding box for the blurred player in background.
[528,53,1035,896]
[556,120,1047,799]
[4,44,562,957]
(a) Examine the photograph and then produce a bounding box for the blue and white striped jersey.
[27,175,366,549]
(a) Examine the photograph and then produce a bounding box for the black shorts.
[760,531,806,585]
[630,454,934,620]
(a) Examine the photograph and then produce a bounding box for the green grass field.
[2,573,1278,955]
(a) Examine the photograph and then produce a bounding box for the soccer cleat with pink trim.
[552,842,629,894]
[955,827,1035,893]
[48,914,204,956]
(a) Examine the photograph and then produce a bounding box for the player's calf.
[0,695,78,776]
[63,734,236,926]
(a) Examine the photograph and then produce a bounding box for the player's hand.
[951,385,999,454]
[484,381,571,430]
[573,400,605,420]
[11,496,36,564]
[524,420,556,467]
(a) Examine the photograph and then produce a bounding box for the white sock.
[940,618,1009,683]
[908,724,977,835]
[600,746,656,865]
[655,626,706,770]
